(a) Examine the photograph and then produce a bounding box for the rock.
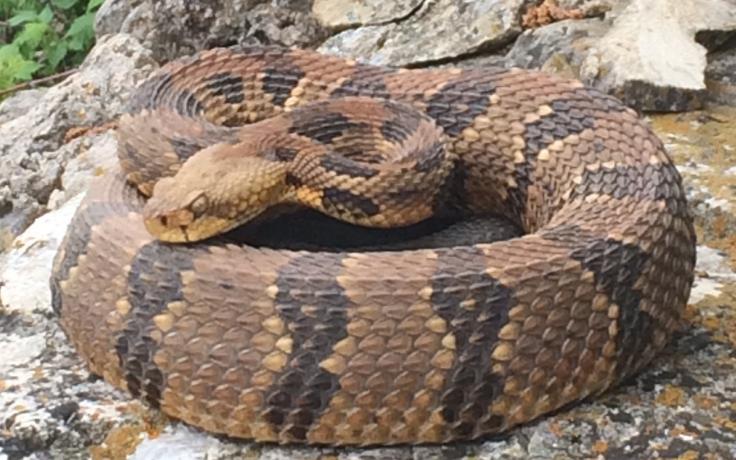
[705,36,736,106]
[0,89,46,125]
[554,0,615,14]
[506,17,607,80]
[46,132,119,210]
[0,194,83,314]
[0,34,155,249]
[585,0,736,111]
[239,3,329,49]
[94,0,134,37]
[128,427,226,460]
[94,0,328,62]
[319,0,525,66]
[507,0,736,111]
[312,0,423,29]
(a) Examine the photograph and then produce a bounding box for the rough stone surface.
[0,194,82,314]
[508,0,736,111]
[93,0,135,38]
[312,0,423,29]
[585,0,736,111]
[318,0,525,66]
[0,34,155,250]
[94,0,328,62]
[0,89,46,125]
[46,133,119,211]
[506,17,607,80]
[706,36,736,106]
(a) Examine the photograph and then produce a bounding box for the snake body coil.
[51,46,696,445]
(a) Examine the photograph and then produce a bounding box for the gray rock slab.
[94,0,327,62]
[706,39,736,106]
[587,0,736,111]
[506,17,607,80]
[507,0,736,111]
[312,0,424,29]
[318,0,525,66]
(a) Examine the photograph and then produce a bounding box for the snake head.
[142,142,290,242]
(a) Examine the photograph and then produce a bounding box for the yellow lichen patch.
[89,409,165,460]
[676,451,700,460]
[656,384,686,407]
[89,424,145,460]
[715,415,736,432]
[592,439,608,454]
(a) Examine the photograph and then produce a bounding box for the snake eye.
[188,192,209,218]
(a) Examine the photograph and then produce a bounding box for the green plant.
[0,0,104,92]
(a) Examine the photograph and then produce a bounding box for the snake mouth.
[142,214,190,243]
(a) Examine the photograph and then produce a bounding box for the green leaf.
[8,10,38,26]
[0,44,21,60]
[52,0,80,9]
[64,11,94,51]
[12,56,40,79]
[38,5,54,23]
[14,22,49,53]
[0,44,41,83]
[87,0,104,12]
[45,41,67,68]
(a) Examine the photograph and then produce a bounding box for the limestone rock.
[319,0,525,66]
[94,0,328,62]
[94,0,135,37]
[0,89,46,125]
[586,0,736,111]
[0,34,155,249]
[0,195,82,314]
[312,0,423,29]
[506,0,736,111]
[706,37,736,106]
[506,17,607,80]
[47,132,119,210]
[239,3,329,49]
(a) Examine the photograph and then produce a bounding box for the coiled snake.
[50,46,696,445]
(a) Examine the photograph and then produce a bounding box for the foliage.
[0,0,104,91]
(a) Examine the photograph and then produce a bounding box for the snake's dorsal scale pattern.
[51,46,696,445]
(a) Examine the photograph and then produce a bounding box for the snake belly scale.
[50,46,696,445]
